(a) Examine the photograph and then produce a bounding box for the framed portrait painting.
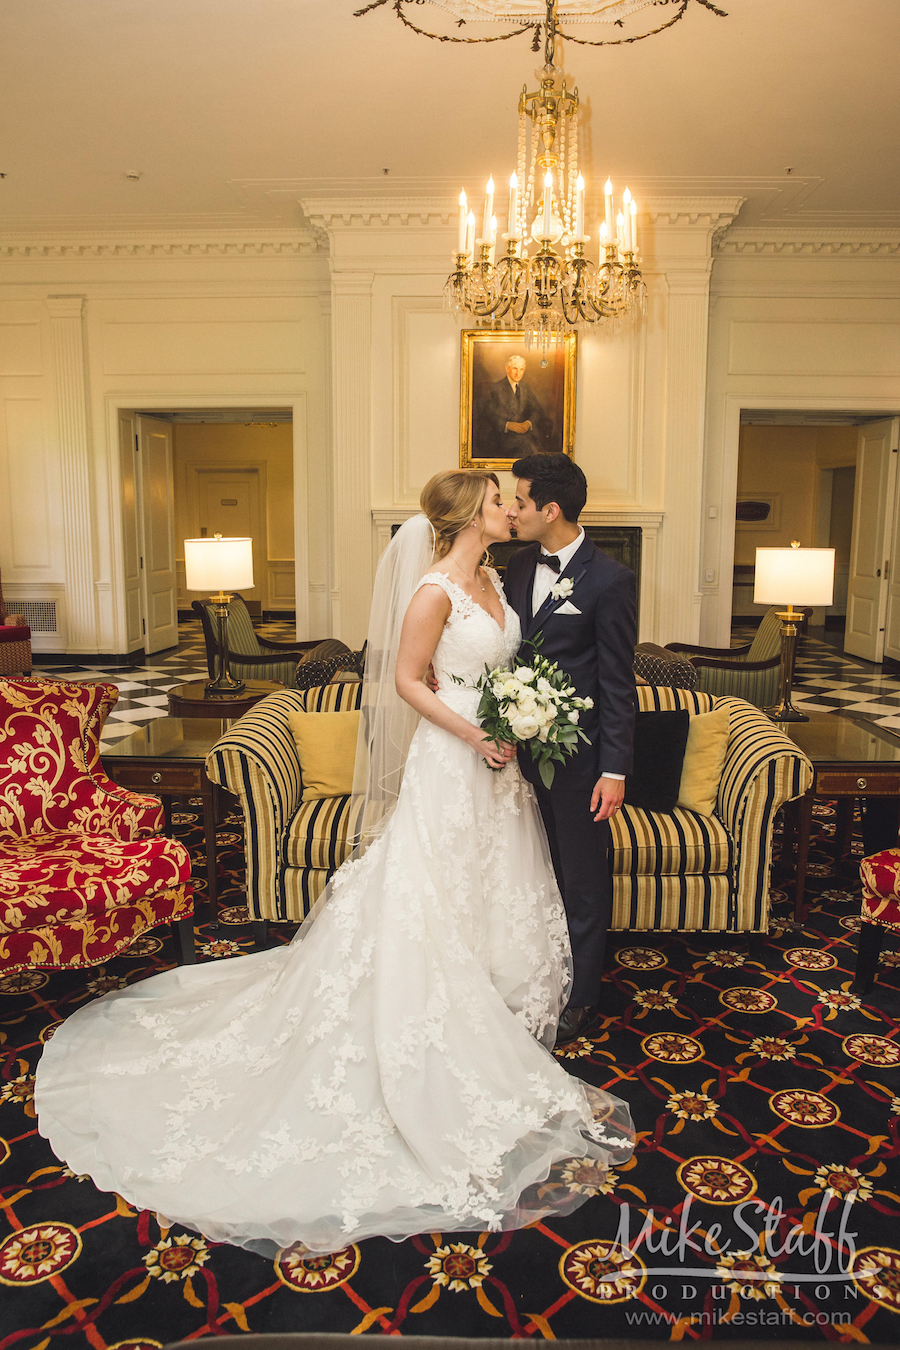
[459,330,576,471]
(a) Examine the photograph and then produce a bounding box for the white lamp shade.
[753,547,835,607]
[183,536,254,592]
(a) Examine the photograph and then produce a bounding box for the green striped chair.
[664,607,785,709]
[206,681,812,943]
[192,594,329,689]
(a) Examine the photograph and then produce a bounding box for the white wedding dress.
[35,568,634,1256]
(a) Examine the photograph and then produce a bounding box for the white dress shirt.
[530,528,625,783]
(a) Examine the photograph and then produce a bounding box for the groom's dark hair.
[512,455,587,524]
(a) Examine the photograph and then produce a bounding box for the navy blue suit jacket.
[505,536,637,791]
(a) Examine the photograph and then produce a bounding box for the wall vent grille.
[7,600,59,633]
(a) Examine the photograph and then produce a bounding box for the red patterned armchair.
[0,678,195,975]
[855,848,900,994]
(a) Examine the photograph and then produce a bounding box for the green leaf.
[538,757,556,789]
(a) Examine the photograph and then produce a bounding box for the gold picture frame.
[459,330,577,471]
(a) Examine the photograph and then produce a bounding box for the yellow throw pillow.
[287,710,360,802]
[676,705,730,817]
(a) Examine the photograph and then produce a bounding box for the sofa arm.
[205,689,307,921]
[665,640,753,658]
[714,696,813,931]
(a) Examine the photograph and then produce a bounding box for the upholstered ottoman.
[0,624,32,676]
[854,848,900,993]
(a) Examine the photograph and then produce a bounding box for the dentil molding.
[715,228,900,257]
[0,230,321,259]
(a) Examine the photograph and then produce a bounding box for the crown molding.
[715,227,900,257]
[0,226,321,259]
[301,198,455,232]
[643,196,746,229]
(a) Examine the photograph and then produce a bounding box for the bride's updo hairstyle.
[420,470,500,560]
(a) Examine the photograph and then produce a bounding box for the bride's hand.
[471,729,517,769]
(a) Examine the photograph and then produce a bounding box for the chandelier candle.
[507,173,519,239]
[458,191,468,253]
[482,177,494,245]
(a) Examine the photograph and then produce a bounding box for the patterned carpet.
[1,803,899,1345]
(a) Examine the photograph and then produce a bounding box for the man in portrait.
[484,354,553,458]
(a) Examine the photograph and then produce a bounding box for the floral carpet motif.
[0,799,898,1344]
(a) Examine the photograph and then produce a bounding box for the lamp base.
[204,675,247,698]
[765,703,809,723]
[206,591,246,698]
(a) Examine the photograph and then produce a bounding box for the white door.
[137,416,179,653]
[118,412,144,652]
[880,420,900,660]
[196,468,267,609]
[845,418,899,662]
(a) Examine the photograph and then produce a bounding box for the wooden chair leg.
[176,916,197,966]
[853,921,884,995]
[252,920,269,951]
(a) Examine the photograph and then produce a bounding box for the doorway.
[732,418,860,642]
[118,407,295,655]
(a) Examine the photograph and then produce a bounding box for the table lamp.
[753,541,835,722]
[184,534,254,696]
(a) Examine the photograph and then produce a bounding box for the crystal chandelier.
[444,0,644,350]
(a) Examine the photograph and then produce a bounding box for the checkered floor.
[33,620,298,751]
[734,623,900,736]
[32,620,900,750]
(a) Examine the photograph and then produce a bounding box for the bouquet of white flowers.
[455,643,593,788]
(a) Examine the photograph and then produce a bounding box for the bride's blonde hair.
[420,470,500,561]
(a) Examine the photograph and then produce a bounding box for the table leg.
[835,798,855,860]
[162,795,173,836]
[200,780,219,934]
[793,789,815,925]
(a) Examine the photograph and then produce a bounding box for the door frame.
[106,393,310,654]
[710,394,900,649]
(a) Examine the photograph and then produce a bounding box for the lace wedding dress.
[35,568,634,1256]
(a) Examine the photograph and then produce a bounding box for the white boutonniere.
[550,577,575,601]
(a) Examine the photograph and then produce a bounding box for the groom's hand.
[591,776,625,822]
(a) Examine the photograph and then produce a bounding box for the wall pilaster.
[644,199,744,644]
[46,295,97,652]
[329,273,374,646]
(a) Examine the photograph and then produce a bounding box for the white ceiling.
[0,0,897,233]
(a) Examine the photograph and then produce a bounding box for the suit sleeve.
[594,567,637,777]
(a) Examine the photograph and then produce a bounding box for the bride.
[35,469,634,1257]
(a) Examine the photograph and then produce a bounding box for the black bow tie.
[538,554,561,573]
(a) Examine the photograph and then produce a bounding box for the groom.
[505,455,636,1043]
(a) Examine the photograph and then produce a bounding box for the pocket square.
[555,601,582,615]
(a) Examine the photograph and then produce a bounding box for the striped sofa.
[205,683,812,937]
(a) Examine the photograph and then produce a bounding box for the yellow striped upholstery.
[611,807,732,876]
[206,679,813,934]
[286,795,361,871]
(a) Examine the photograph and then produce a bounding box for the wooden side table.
[782,715,900,922]
[101,718,229,929]
[167,678,285,719]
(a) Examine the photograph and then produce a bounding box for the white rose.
[510,714,540,739]
[568,710,580,724]
[516,695,537,716]
[537,726,550,743]
[582,696,594,709]
[514,667,535,684]
[537,677,553,695]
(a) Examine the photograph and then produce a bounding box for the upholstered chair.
[207,682,812,946]
[0,678,195,974]
[854,849,900,993]
[664,607,786,708]
[192,594,326,689]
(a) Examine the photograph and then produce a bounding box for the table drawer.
[104,763,203,793]
[815,771,900,797]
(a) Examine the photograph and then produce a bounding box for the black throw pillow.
[624,709,691,814]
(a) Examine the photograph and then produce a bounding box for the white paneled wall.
[0,235,330,653]
[703,236,900,645]
[4,216,900,656]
